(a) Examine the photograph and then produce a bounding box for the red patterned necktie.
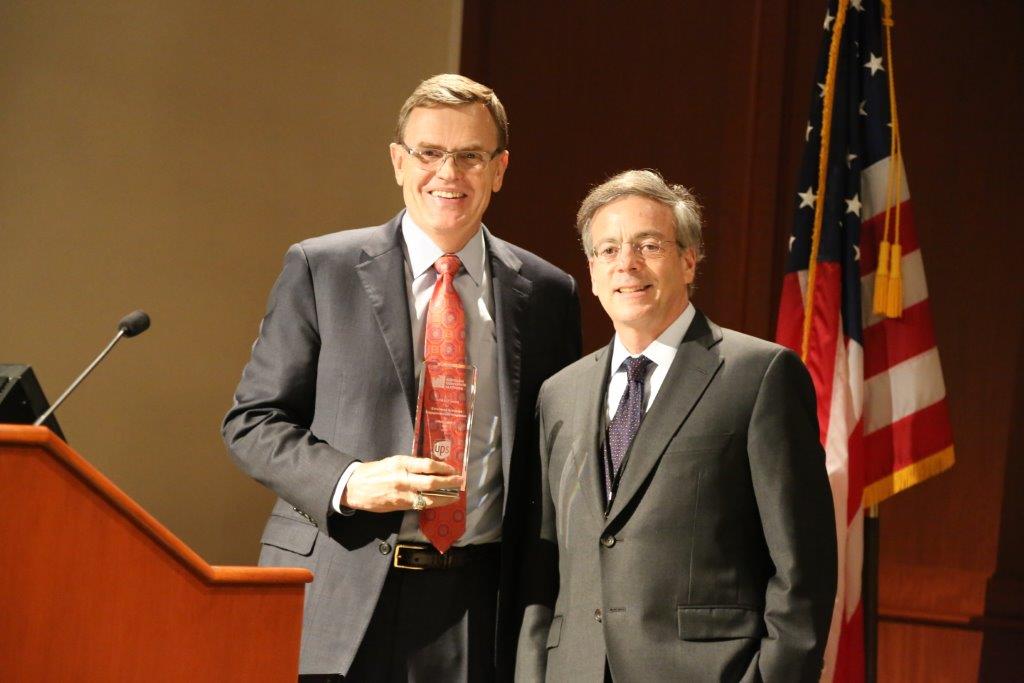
[419,254,467,552]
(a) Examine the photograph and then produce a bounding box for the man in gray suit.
[223,74,581,681]
[516,170,836,682]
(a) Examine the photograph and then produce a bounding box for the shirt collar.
[400,211,485,286]
[610,303,696,374]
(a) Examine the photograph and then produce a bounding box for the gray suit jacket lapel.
[604,312,724,527]
[572,344,614,521]
[486,230,531,514]
[356,215,417,421]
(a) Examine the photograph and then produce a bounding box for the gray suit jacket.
[223,212,581,675]
[516,312,836,682]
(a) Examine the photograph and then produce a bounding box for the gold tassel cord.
[801,0,850,362]
[876,0,905,318]
[872,239,891,313]
[883,1,904,317]
[887,241,902,315]
[873,1,896,315]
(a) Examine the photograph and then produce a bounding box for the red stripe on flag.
[861,299,938,379]
[859,201,920,274]
[776,272,805,354]
[805,263,842,442]
[863,400,954,485]
[832,602,865,683]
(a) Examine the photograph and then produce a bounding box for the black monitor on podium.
[0,364,65,440]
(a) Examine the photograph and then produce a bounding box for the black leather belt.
[392,542,499,571]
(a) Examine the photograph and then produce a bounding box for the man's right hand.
[340,455,464,513]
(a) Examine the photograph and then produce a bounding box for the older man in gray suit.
[516,170,836,682]
[223,75,581,681]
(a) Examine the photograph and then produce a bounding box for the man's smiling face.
[389,103,508,252]
[588,195,696,346]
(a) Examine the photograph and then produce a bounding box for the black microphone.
[34,310,152,428]
[118,310,151,337]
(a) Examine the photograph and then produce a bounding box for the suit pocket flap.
[546,615,564,649]
[666,433,733,454]
[677,606,765,641]
[260,514,318,556]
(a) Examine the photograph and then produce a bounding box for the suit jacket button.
[600,535,615,548]
[594,608,603,623]
[378,541,392,555]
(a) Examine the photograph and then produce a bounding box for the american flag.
[775,1,955,680]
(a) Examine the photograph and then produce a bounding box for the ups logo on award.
[431,439,451,460]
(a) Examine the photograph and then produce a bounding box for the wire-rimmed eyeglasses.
[591,239,680,264]
[400,144,503,172]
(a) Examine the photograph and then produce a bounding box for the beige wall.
[0,1,462,565]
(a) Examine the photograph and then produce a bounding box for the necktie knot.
[623,355,653,383]
[434,254,461,277]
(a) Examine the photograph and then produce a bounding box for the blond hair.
[395,74,509,151]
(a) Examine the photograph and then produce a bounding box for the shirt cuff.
[331,461,361,515]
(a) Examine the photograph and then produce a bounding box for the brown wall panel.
[463,1,797,350]
[878,622,982,682]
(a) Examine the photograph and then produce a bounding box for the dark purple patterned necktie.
[604,355,653,499]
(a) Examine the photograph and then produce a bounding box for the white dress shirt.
[332,212,503,546]
[605,303,696,420]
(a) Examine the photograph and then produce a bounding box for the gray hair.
[576,169,704,262]
[395,74,509,151]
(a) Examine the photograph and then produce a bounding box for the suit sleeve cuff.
[331,461,361,515]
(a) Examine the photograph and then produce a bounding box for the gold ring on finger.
[412,492,427,511]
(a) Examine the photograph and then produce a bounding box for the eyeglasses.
[400,144,503,172]
[591,239,680,264]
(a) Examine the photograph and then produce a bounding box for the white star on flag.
[806,123,814,141]
[798,187,817,209]
[824,11,835,30]
[818,82,827,98]
[859,100,868,116]
[865,52,884,76]
[845,194,862,215]
[789,235,796,251]
[851,0,865,11]
[847,152,858,167]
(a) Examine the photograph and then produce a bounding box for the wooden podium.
[0,425,312,681]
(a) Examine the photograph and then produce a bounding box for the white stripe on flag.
[860,248,929,328]
[843,340,864,622]
[863,348,948,434]
[860,155,910,220]
[847,337,864,425]
[820,327,863,683]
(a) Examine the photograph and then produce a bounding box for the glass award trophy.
[411,361,477,498]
